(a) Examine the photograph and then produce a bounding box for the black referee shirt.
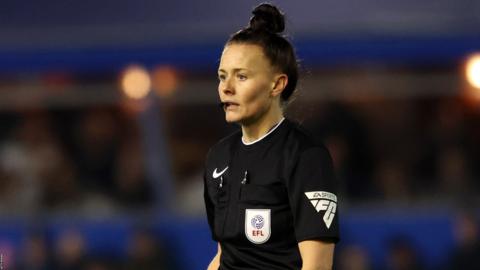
[204,118,339,269]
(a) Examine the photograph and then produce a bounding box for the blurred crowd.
[1,225,179,270]
[335,211,480,270]
[0,106,155,217]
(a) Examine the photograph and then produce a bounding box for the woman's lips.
[223,102,239,111]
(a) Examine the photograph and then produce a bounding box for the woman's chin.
[225,113,242,124]
[225,116,239,123]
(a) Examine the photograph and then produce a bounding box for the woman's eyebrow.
[218,68,249,74]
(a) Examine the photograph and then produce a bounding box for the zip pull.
[241,170,248,185]
[219,176,223,188]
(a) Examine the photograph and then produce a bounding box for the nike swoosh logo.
[212,166,229,179]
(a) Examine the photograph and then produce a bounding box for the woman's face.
[217,43,280,125]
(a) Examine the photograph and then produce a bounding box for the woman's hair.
[227,3,299,103]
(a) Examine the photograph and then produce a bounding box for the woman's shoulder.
[206,129,242,160]
[284,118,331,155]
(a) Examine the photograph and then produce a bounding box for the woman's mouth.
[223,102,239,110]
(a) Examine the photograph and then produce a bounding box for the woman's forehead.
[219,43,270,72]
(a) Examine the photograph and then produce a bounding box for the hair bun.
[249,3,285,34]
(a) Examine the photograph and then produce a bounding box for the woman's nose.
[221,78,234,95]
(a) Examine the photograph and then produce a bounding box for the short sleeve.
[287,146,340,243]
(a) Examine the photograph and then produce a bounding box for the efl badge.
[245,209,271,244]
[304,191,337,229]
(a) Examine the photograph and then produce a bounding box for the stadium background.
[0,0,480,269]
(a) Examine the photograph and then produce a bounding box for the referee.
[204,3,339,270]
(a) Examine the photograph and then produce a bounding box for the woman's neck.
[241,108,284,144]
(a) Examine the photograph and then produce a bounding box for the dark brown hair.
[227,3,298,103]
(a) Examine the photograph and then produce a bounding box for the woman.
[204,3,339,269]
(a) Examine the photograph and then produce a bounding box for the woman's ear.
[271,74,288,97]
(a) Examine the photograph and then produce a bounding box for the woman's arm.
[298,240,335,270]
[207,243,222,270]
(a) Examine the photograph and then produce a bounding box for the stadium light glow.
[152,66,178,97]
[466,53,480,89]
[121,65,151,99]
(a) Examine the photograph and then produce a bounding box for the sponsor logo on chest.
[245,209,271,244]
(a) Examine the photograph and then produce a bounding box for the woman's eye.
[218,75,226,81]
[237,74,247,81]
